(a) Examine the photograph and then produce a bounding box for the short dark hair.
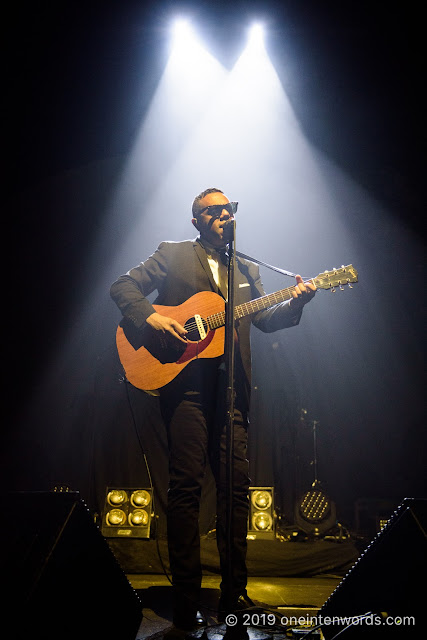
[192,188,224,217]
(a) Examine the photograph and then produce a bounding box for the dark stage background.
[3,1,425,537]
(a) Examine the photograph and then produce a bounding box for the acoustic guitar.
[116,265,358,391]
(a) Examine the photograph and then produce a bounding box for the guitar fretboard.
[207,285,296,329]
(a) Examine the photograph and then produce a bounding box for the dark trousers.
[160,362,250,626]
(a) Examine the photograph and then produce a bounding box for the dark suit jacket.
[110,238,302,404]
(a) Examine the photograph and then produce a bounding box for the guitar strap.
[235,250,309,280]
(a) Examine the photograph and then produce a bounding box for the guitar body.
[116,291,226,391]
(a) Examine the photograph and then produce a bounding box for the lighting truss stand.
[294,412,337,537]
[311,419,320,487]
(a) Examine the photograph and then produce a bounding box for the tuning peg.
[339,285,344,291]
[348,283,353,288]
[331,287,336,293]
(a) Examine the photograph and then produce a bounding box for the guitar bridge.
[194,314,207,340]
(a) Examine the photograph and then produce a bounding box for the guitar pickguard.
[176,331,215,364]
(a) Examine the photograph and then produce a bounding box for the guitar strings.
[167,269,353,337]
[181,283,299,336]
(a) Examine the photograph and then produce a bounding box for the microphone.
[222,218,235,242]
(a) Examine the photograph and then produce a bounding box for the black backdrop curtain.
[3,309,314,537]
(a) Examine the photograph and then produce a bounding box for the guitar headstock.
[313,265,358,291]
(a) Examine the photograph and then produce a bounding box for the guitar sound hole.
[185,316,208,342]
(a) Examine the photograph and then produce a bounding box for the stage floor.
[129,574,341,639]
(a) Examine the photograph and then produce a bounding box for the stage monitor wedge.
[319,497,427,638]
[0,491,142,640]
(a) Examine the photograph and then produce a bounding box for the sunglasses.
[197,201,238,218]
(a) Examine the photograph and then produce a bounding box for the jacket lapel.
[192,240,253,302]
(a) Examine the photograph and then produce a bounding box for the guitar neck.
[208,285,296,329]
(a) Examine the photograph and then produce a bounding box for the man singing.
[110,188,316,636]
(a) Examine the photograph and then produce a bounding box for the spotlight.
[130,489,151,508]
[101,487,154,539]
[170,17,201,61]
[128,509,149,527]
[248,487,275,539]
[106,508,127,526]
[251,489,273,511]
[171,18,192,43]
[169,16,223,81]
[294,487,337,537]
[248,23,265,48]
[252,511,273,531]
[107,489,128,507]
[243,22,266,60]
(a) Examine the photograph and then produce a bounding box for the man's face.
[192,191,234,248]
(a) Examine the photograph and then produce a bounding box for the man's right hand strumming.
[146,312,188,343]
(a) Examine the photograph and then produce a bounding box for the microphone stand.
[223,219,236,612]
